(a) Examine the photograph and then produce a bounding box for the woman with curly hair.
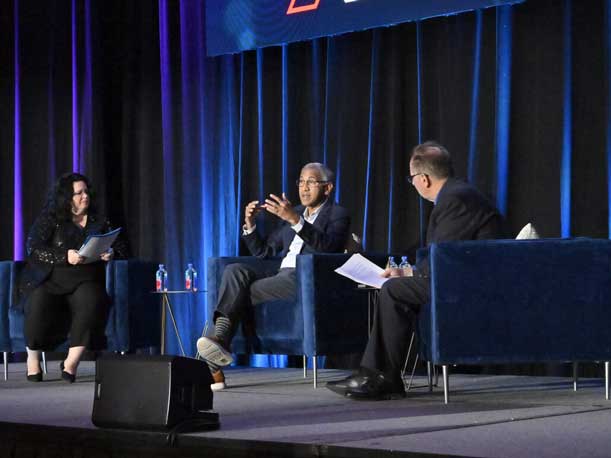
[20,173,129,383]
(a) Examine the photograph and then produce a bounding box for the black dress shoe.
[326,373,360,394]
[60,361,76,383]
[327,372,405,400]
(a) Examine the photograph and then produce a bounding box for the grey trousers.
[214,263,296,342]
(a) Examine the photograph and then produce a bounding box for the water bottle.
[156,264,168,292]
[399,255,412,275]
[387,256,398,269]
[185,263,198,291]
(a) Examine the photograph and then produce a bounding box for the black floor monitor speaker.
[92,354,219,431]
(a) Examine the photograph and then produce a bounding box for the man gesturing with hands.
[197,163,350,391]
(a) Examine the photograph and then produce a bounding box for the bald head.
[408,141,454,202]
[409,141,454,179]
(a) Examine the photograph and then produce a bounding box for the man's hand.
[380,266,413,278]
[244,200,261,230]
[67,249,85,265]
[263,193,300,225]
[100,248,114,262]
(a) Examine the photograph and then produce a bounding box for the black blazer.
[242,201,351,260]
[416,178,503,278]
[18,212,129,299]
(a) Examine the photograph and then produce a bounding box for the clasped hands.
[67,248,114,265]
[244,193,300,230]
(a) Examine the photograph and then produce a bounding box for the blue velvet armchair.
[1,259,160,380]
[419,238,611,402]
[207,253,386,387]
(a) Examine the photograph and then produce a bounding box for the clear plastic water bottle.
[156,264,168,292]
[185,263,198,291]
[387,256,399,269]
[399,255,412,276]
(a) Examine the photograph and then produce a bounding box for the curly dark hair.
[42,172,97,221]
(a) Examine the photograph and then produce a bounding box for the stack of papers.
[334,253,389,289]
[78,228,121,264]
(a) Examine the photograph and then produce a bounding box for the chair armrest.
[0,261,15,350]
[415,247,428,264]
[1,261,25,351]
[106,259,159,352]
[298,253,387,355]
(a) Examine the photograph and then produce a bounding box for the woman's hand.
[67,249,85,265]
[100,248,114,262]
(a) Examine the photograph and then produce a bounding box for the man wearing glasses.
[198,162,350,390]
[327,141,503,400]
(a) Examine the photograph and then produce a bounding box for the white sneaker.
[197,336,234,366]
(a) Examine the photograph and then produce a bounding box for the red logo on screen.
[286,0,321,15]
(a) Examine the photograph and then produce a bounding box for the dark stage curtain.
[1,0,610,371]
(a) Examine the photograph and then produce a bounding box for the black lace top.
[18,212,130,302]
[26,212,128,265]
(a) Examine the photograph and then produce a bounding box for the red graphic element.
[286,0,320,15]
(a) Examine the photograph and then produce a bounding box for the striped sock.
[203,316,232,373]
[207,361,220,373]
[214,316,231,342]
[201,316,231,373]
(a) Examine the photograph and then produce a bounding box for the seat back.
[420,238,611,365]
[344,233,363,254]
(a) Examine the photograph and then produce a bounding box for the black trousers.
[360,275,430,378]
[214,263,296,342]
[24,281,110,351]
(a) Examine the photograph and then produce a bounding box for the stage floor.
[1,361,611,457]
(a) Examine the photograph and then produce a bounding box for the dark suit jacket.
[415,178,503,278]
[242,201,351,259]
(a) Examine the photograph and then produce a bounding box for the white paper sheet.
[78,227,121,263]
[334,253,389,289]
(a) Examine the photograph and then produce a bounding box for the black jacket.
[415,178,503,278]
[18,212,129,301]
[242,201,351,259]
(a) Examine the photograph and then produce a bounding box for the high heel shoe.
[60,361,76,383]
[26,372,43,382]
[26,362,43,382]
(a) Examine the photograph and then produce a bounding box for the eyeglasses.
[296,179,328,187]
[407,173,427,184]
